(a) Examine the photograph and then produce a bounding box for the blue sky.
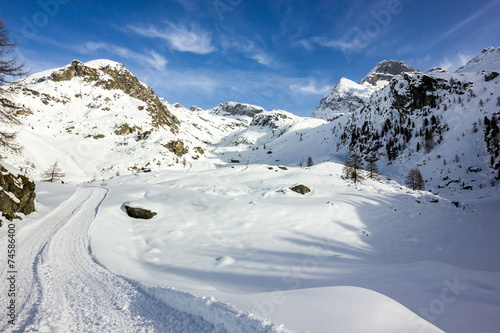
[2,0,500,116]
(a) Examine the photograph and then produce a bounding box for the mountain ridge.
[0,48,499,197]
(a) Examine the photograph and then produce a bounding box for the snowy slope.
[0,60,246,182]
[456,46,500,73]
[88,163,499,332]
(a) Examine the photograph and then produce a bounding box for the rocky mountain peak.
[210,102,266,118]
[50,60,179,131]
[311,78,376,120]
[456,46,500,73]
[360,60,417,86]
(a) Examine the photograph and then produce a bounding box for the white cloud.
[290,79,330,95]
[79,42,167,71]
[298,36,366,55]
[250,53,273,66]
[220,34,275,67]
[439,53,472,72]
[128,23,216,55]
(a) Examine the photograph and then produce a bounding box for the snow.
[311,78,377,120]
[456,46,500,73]
[87,163,499,333]
[1,51,500,332]
[84,59,125,70]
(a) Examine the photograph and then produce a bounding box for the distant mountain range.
[0,47,499,196]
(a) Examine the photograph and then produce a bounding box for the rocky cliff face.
[360,60,417,87]
[0,164,36,223]
[51,60,179,132]
[210,102,265,118]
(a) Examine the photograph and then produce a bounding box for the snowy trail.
[0,187,218,333]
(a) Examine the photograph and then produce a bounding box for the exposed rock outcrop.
[290,184,311,195]
[163,140,189,157]
[124,205,157,219]
[0,164,36,222]
[360,60,417,86]
[211,102,265,117]
[51,60,179,132]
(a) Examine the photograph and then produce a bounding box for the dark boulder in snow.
[124,205,157,219]
[290,184,311,195]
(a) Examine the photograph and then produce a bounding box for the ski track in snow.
[0,187,220,333]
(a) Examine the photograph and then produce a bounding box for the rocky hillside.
[0,60,246,182]
[0,48,498,196]
[312,60,417,120]
[329,47,500,192]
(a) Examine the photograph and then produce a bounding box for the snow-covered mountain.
[307,48,500,194]
[1,50,500,333]
[1,48,499,195]
[312,60,416,120]
[0,60,253,181]
[456,46,500,73]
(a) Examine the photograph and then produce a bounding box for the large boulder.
[163,140,189,157]
[289,184,311,195]
[124,205,157,219]
[0,164,36,223]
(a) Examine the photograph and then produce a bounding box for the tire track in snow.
[1,188,93,332]
[1,187,218,333]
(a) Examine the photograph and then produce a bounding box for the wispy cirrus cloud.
[290,79,331,95]
[79,42,167,70]
[219,34,275,67]
[439,53,472,72]
[298,36,366,53]
[128,23,216,55]
[432,0,499,46]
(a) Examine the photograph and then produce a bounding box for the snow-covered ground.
[3,160,498,332]
[1,50,499,332]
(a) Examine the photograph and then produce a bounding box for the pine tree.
[306,156,314,167]
[344,153,364,184]
[365,153,380,180]
[42,162,65,182]
[406,168,425,190]
[424,129,434,153]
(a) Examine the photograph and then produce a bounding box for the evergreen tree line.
[343,152,425,190]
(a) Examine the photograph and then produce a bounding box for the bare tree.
[365,153,380,180]
[406,168,425,190]
[0,19,27,152]
[42,162,65,182]
[344,153,364,184]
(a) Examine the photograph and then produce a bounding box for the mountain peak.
[456,46,500,73]
[360,60,417,86]
[210,102,266,118]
